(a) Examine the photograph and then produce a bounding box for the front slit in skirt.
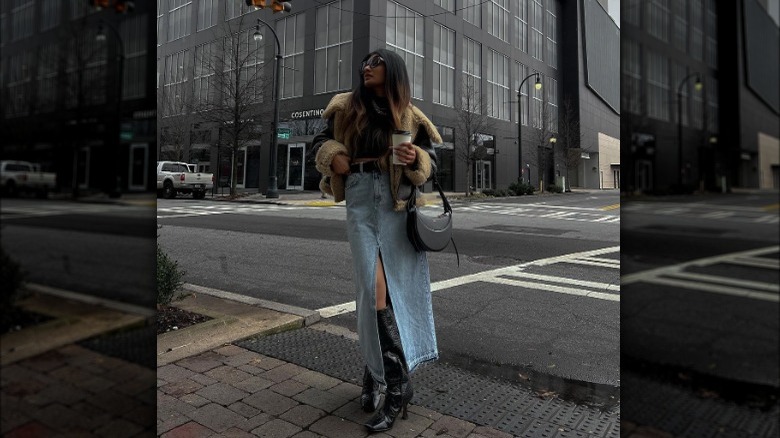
[345,170,438,385]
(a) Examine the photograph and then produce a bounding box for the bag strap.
[435,175,459,266]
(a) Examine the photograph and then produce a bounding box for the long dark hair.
[343,49,411,149]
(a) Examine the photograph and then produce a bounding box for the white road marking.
[316,246,621,318]
[621,245,779,302]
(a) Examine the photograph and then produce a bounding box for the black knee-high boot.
[365,307,413,433]
[361,365,380,412]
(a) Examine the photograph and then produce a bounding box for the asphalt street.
[156,190,621,406]
[0,198,157,309]
[620,191,779,432]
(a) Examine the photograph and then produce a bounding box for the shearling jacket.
[314,92,443,211]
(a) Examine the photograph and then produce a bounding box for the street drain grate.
[78,322,156,370]
[236,327,620,437]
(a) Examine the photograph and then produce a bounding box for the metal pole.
[517,73,539,184]
[257,18,281,199]
[100,20,124,198]
[676,72,700,189]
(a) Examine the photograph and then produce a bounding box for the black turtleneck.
[353,95,394,159]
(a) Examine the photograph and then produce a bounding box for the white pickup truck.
[156,161,214,199]
[1,160,57,198]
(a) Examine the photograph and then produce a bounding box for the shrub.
[1,247,26,311]
[510,182,535,195]
[482,188,496,197]
[547,184,563,193]
[157,244,186,306]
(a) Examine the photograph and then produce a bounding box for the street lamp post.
[549,136,557,188]
[517,73,542,184]
[254,18,282,199]
[676,72,702,188]
[97,20,124,198]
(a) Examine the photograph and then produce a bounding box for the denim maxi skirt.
[345,169,438,385]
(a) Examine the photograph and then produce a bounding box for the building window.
[547,76,557,133]
[626,0,641,26]
[225,0,253,20]
[36,43,59,113]
[433,23,455,107]
[463,0,481,27]
[7,51,33,117]
[706,76,718,133]
[278,13,305,99]
[705,0,717,68]
[163,50,188,117]
[198,0,218,31]
[194,41,215,106]
[672,0,687,51]
[513,61,530,125]
[168,0,192,42]
[314,0,353,94]
[690,0,703,61]
[121,14,147,100]
[229,30,264,102]
[462,37,482,113]
[692,84,704,129]
[434,0,454,13]
[531,0,544,61]
[40,0,61,32]
[435,125,455,191]
[11,0,34,41]
[516,0,528,53]
[487,50,510,120]
[158,1,165,45]
[486,0,509,42]
[386,1,424,99]
[647,0,670,42]
[646,50,669,121]
[532,73,543,128]
[65,30,107,108]
[622,39,642,115]
[546,0,557,69]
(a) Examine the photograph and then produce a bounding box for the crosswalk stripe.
[729,256,779,270]
[668,271,777,291]
[501,272,620,291]
[480,277,620,301]
[643,276,778,302]
[563,258,621,268]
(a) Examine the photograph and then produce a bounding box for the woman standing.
[313,49,441,433]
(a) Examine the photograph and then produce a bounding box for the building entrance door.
[235,147,247,188]
[128,143,148,191]
[475,160,492,192]
[77,147,90,189]
[286,143,305,190]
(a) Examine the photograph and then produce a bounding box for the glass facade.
[433,23,455,107]
[386,1,424,99]
[314,0,353,94]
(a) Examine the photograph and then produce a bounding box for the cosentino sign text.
[290,109,325,119]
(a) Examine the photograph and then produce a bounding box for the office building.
[1,0,158,195]
[156,0,620,193]
[621,0,779,193]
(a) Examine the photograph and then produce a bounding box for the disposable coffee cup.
[392,130,411,165]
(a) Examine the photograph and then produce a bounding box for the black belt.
[350,161,380,173]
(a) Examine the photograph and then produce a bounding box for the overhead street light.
[96,20,124,198]
[254,17,284,198]
[517,73,541,184]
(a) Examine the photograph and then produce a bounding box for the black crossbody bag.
[405,173,459,266]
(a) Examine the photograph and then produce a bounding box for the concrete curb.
[182,283,321,327]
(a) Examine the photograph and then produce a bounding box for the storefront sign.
[290,109,325,119]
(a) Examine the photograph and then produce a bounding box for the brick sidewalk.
[157,344,513,438]
[2,344,155,436]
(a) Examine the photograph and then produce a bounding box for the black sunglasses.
[360,55,385,71]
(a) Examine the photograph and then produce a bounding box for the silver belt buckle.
[359,162,366,172]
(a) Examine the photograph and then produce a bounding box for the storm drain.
[78,322,156,370]
[237,328,620,437]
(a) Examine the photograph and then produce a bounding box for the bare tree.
[192,15,271,197]
[58,20,108,197]
[557,98,586,192]
[158,85,195,161]
[453,78,494,196]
